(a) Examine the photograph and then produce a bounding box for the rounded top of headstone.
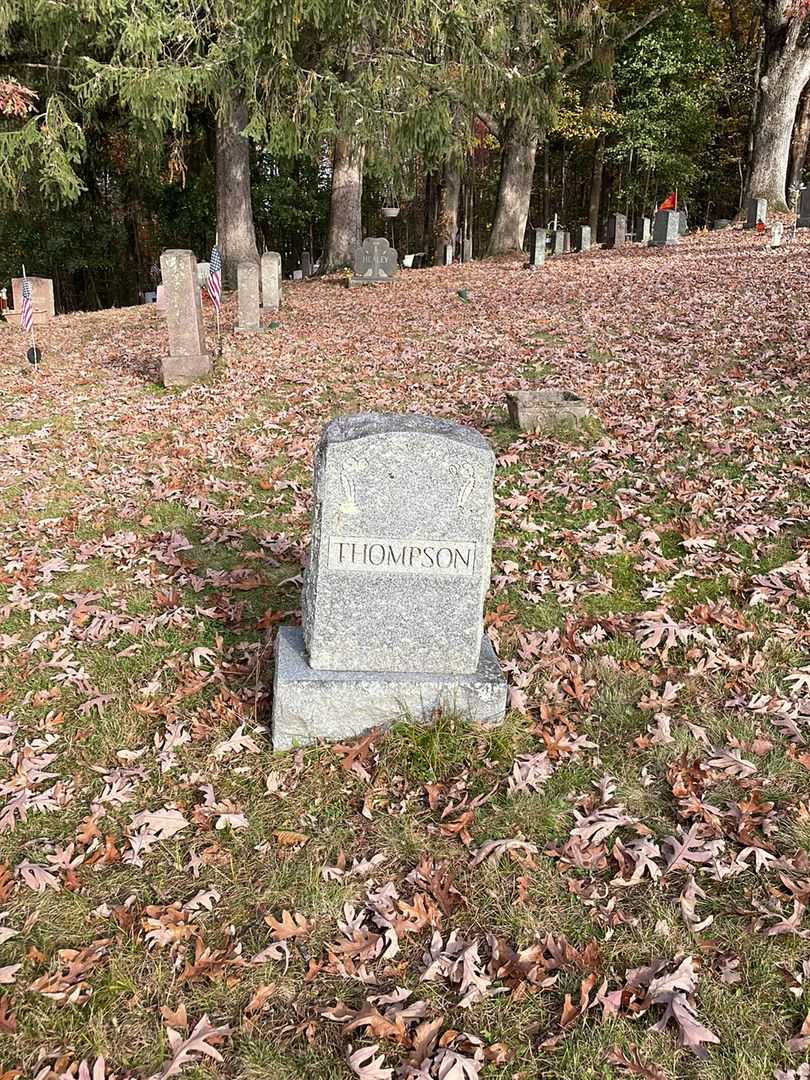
[320,412,490,452]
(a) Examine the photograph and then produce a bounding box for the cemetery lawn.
[1,229,809,1080]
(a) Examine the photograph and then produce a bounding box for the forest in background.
[2,0,809,313]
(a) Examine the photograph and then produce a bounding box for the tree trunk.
[789,85,810,191]
[747,13,810,211]
[487,121,537,256]
[589,134,605,236]
[321,135,364,272]
[433,162,462,264]
[216,91,259,288]
[422,170,440,260]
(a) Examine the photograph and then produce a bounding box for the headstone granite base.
[272,626,506,750]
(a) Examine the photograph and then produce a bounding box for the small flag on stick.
[658,192,677,212]
[206,245,222,312]
[20,273,33,333]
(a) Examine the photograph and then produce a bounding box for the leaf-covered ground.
[0,229,809,1080]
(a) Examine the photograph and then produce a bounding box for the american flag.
[20,274,33,333]
[206,245,222,312]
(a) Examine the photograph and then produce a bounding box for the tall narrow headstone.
[574,225,591,252]
[639,217,651,243]
[678,210,688,236]
[235,261,263,334]
[159,249,210,387]
[562,231,571,253]
[605,213,627,248]
[650,210,680,247]
[271,413,507,748]
[797,188,810,227]
[443,243,454,266]
[551,230,566,256]
[745,198,768,229]
[462,238,473,262]
[261,252,281,311]
[528,228,546,268]
[301,251,313,278]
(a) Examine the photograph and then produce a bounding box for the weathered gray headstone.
[351,238,400,285]
[713,219,731,230]
[678,210,688,236]
[196,262,210,288]
[745,198,768,229]
[605,213,627,248]
[159,249,211,387]
[770,222,784,248]
[574,225,592,252]
[639,217,651,243]
[797,188,810,227]
[261,252,281,310]
[506,389,590,431]
[9,276,55,327]
[235,261,263,334]
[563,230,571,253]
[551,229,566,256]
[462,238,473,262]
[528,228,546,268]
[443,243,454,266]
[301,251,313,278]
[650,210,680,247]
[272,413,507,748]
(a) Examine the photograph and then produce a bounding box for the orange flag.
[658,192,677,211]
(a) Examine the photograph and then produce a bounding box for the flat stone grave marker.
[159,249,211,386]
[528,228,546,268]
[506,389,590,432]
[713,219,731,230]
[605,213,627,248]
[745,198,768,229]
[261,252,281,311]
[650,210,680,247]
[574,225,591,252]
[350,237,399,286]
[271,412,507,749]
[9,276,54,327]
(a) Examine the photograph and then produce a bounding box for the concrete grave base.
[506,389,590,431]
[161,353,211,387]
[271,626,507,750]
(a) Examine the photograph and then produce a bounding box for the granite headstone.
[271,413,507,748]
[261,252,282,310]
[605,213,627,248]
[798,188,810,228]
[574,225,592,252]
[528,228,546,268]
[745,198,768,229]
[235,261,263,333]
[351,238,400,286]
[159,249,211,387]
[650,210,680,247]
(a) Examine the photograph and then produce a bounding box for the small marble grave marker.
[770,222,784,248]
[9,276,54,327]
[261,252,281,311]
[745,198,768,229]
[639,217,651,243]
[528,228,546,268]
[506,389,590,432]
[605,213,627,248]
[650,210,680,247]
[443,243,454,266]
[798,188,810,227]
[551,229,566,256]
[574,225,592,252]
[196,262,210,288]
[351,237,400,285]
[235,261,263,333]
[159,249,211,386]
[271,413,507,748]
